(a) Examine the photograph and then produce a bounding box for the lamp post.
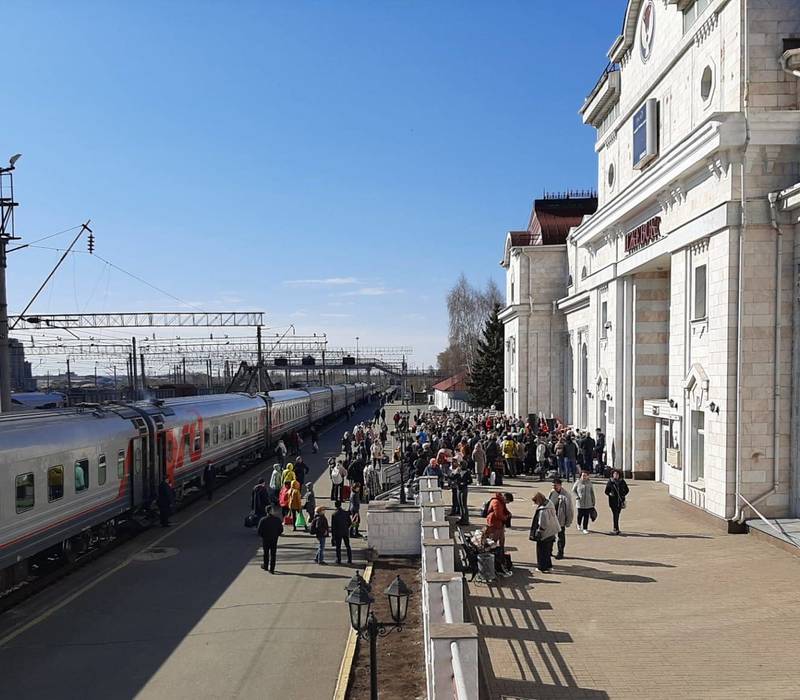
[345,573,411,700]
[0,154,22,413]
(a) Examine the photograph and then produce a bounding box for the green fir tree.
[468,303,504,409]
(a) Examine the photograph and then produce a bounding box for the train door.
[129,436,147,507]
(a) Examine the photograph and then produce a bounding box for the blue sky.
[3,1,622,374]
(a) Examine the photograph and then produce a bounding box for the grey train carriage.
[0,379,388,590]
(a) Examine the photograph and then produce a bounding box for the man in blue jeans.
[563,434,578,482]
[310,505,330,565]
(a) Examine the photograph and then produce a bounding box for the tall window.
[98,455,107,486]
[693,265,707,320]
[691,411,705,482]
[16,473,35,512]
[580,343,589,429]
[683,0,711,34]
[510,280,515,304]
[600,301,608,339]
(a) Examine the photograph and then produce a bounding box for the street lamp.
[345,574,412,700]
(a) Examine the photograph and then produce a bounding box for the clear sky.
[3,1,623,376]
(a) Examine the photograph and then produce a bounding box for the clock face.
[640,0,656,63]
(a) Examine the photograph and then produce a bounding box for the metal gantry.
[11,311,265,329]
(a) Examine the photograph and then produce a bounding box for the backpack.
[480,498,497,518]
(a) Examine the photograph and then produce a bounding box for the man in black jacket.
[331,500,352,564]
[157,475,174,527]
[257,507,284,573]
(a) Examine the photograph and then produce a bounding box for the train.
[0,380,392,591]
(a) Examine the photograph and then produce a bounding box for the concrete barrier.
[418,477,479,699]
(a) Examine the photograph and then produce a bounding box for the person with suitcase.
[257,507,283,574]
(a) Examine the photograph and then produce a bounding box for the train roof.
[267,389,311,401]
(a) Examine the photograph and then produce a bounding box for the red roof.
[527,196,598,246]
[432,371,468,393]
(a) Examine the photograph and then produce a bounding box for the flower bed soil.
[347,557,426,700]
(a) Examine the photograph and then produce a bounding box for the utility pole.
[131,337,138,400]
[66,358,72,406]
[182,356,186,384]
[140,353,146,394]
[0,154,22,413]
[257,325,263,392]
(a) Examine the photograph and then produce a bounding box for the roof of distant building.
[502,192,598,266]
[432,371,468,393]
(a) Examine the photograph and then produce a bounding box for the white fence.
[418,476,479,700]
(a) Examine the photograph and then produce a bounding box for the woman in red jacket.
[485,492,510,548]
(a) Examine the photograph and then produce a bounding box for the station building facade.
[503,0,800,527]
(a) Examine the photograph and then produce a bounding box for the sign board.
[633,98,659,169]
[625,216,662,255]
[666,447,681,470]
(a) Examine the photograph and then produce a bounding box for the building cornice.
[557,291,591,314]
[571,112,747,248]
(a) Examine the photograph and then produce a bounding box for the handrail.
[739,494,800,550]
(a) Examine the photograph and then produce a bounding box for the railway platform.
[0,403,376,700]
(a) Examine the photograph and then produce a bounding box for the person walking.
[548,478,574,559]
[502,435,517,478]
[252,477,269,522]
[269,463,283,505]
[293,456,308,489]
[203,463,216,501]
[530,492,560,573]
[349,484,362,537]
[563,434,578,482]
[572,470,596,533]
[310,505,330,564]
[331,500,353,565]
[330,458,345,501]
[605,469,630,535]
[281,462,296,487]
[157,475,174,527]
[275,438,288,467]
[303,482,316,531]
[257,506,283,573]
[288,480,303,531]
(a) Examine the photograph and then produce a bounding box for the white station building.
[502,0,800,530]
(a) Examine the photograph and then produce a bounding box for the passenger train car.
[0,380,390,590]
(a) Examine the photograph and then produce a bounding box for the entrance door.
[658,421,671,484]
[599,400,607,435]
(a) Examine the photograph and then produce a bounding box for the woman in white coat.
[572,470,596,533]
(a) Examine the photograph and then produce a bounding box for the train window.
[48,466,64,502]
[117,451,125,479]
[228,423,233,440]
[75,459,89,492]
[98,455,107,486]
[134,447,142,474]
[205,428,211,447]
[213,426,219,445]
[194,432,201,452]
[16,473,35,512]
[242,419,247,436]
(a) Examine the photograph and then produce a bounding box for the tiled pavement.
[463,477,800,699]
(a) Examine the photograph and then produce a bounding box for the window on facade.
[74,459,89,492]
[510,280,515,304]
[117,450,125,479]
[16,473,35,512]
[683,0,711,34]
[48,466,64,502]
[691,410,705,482]
[600,301,608,339]
[98,454,107,486]
[693,265,707,320]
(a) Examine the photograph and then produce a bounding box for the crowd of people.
[250,401,629,579]
[250,407,393,572]
[396,408,627,577]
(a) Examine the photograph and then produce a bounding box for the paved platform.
[746,517,800,552]
[0,403,376,700]
[464,477,800,700]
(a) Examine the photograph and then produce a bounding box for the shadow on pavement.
[466,569,610,699]
[553,564,656,584]
[568,556,676,568]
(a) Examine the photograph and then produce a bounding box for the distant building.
[432,371,470,411]
[500,194,598,419]
[4,339,35,392]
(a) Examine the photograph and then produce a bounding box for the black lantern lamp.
[343,574,413,700]
[346,580,374,632]
[385,575,411,624]
[345,570,372,595]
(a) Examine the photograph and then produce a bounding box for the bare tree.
[440,275,504,374]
